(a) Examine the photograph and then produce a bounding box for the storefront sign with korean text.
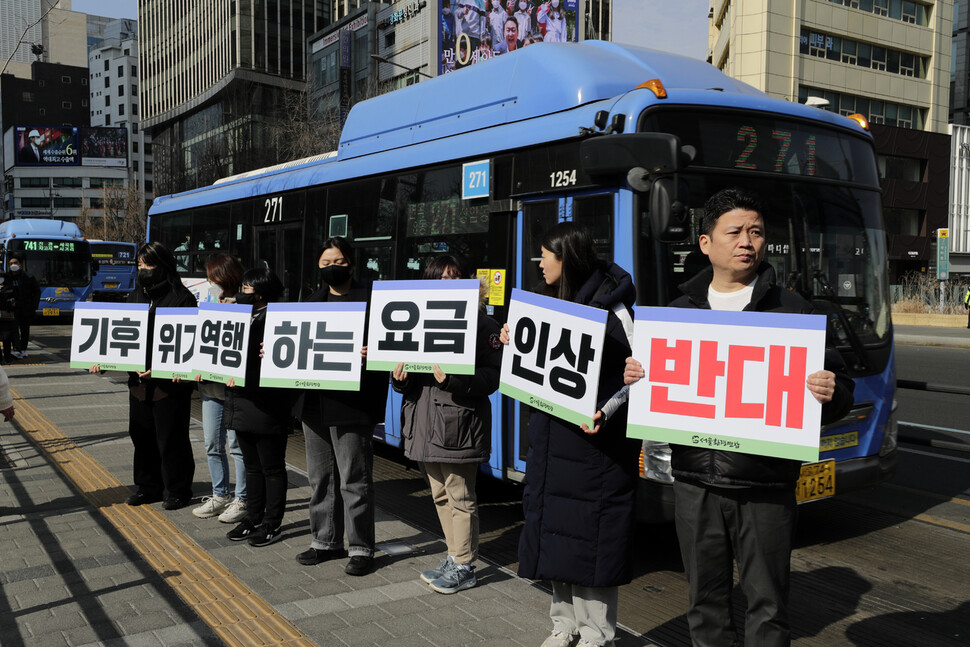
[193,302,252,385]
[70,302,150,371]
[366,279,480,374]
[260,302,366,390]
[627,307,826,462]
[499,288,607,428]
[151,307,198,379]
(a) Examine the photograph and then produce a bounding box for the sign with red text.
[70,302,150,371]
[366,279,480,374]
[261,302,366,390]
[151,308,198,380]
[193,302,253,385]
[627,307,827,462]
[499,288,607,428]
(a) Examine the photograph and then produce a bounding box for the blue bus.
[89,240,138,302]
[147,41,897,519]
[0,218,94,318]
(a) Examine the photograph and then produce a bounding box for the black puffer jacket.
[392,313,502,464]
[517,262,640,587]
[668,263,855,488]
[223,304,297,435]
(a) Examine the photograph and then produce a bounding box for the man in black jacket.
[6,255,41,359]
[626,187,854,647]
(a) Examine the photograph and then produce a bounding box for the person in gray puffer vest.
[392,255,502,595]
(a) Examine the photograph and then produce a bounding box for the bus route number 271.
[549,169,577,188]
[264,196,284,223]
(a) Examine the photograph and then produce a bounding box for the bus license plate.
[796,459,835,503]
[104,282,119,289]
[819,431,858,453]
[42,307,60,317]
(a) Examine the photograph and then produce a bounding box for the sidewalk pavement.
[0,343,654,647]
[894,324,970,348]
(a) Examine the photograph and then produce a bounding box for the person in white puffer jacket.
[0,365,15,422]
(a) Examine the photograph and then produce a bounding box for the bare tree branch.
[1,3,57,75]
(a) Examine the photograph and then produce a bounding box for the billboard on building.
[15,126,79,166]
[440,0,578,74]
[80,127,129,168]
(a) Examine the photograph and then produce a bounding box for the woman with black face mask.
[295,236,388,577]
[89,241,197,510]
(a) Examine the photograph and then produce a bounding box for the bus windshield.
[8,238,92,288]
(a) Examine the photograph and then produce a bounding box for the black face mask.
[234,292,257,305]
[137,267,164,289]
[320,264,352,286]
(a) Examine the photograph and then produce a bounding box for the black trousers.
[674,479,797,647]
[16,314,30,352]
[235,430,288,530]
[128,391,194,500]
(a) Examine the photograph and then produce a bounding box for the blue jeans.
[202,394,246,500]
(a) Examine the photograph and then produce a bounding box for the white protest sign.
[499,288,607,428]
[366,279,479,375]
[627,307,827,462]
[260,302,366,390]
[151,307,198,380]
[70,302,150,371]
[193,302,253,385]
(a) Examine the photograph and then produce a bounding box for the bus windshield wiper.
[812,269,870,372]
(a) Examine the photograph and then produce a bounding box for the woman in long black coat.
[509,222,639,647]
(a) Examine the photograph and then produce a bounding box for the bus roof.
[0,218,84,240]
[149,40,869,217]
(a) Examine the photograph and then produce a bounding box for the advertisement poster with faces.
[193,302,253,385]
[626,307,826,462]
[151,308,198,380]
[260,302,367,390]
[499,288,607,428]
[70,303,150,371]
[439,0,578,74]
[366,279,480,374]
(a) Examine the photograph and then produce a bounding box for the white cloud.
[611,0,709,60]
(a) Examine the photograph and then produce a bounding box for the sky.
[65,0,710,60]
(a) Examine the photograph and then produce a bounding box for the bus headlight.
[639,440,673,483]
[880,400,898,457]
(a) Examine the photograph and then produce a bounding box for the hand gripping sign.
[260,302,366,390]
[193,302,253,385]
[70,302,150,371]
[499,288,607,428]
[627,307,827,462]
[366,279,480,374]
[151,307,198,379]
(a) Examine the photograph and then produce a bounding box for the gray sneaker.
[192,494,231,518]
[420,556,453,584]
[218,498,247,523]
[541,632,579,647]
[428,562,476,594]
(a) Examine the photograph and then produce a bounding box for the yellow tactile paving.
[9,386,319,647]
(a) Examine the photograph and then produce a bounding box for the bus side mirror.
[90,260,100,274]
[649,176,691,242]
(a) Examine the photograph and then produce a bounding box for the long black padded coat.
[516,262,640,588]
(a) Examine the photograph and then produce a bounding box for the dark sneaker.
[125,491,162,506]
[227,519,257,542]
[163,496,192,510]
[420,556,453,584]
[296,547,347,566]
[344,555,374,576]
[429,562,476,594]
[248,525,282,547]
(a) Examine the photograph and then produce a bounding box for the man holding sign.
[625,188,853,647]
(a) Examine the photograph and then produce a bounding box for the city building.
[948,124,970,273]
[708,0,953,283]
[140,0,329,196]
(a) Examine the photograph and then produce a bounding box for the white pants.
[550,581,618,646]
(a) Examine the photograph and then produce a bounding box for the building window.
[39,108,45,116]
[62,101,72,109]
[883,208,922,236]
[385,32,395,48]
[118,64,124,77]
[134,160,139,172]
[106,95,111,106]
[22,198,49,208]
[90,197,104,209]
[124,48,130,56]
[144,143,152,154]
[132,85,137,96]
[119,104,125,115]
[145,180,153,192]
[133,141,139,153]
[53,197,82,208]
[873,0,889,16]
[132,123,138,133]
[131,64,137,76]
[61,75,71,83]
[22,92,34,102]
[54,177,83,187]
[106,114,111,125]
[81,77,87,86]
[104,59,109,71]
[105,76,110,87]
[132,104,138,115]
[145,161,153,173]
[118,85,124,96]
[800,28,926,78]
[38,79,45,87]
[20,177,50,187]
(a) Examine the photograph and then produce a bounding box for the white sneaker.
[541,632,579,647]
[192,494,231,518]
[11,351,24,359]
[218,498,247,523]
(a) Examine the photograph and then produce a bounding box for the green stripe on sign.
[197,371,243,387]
[499,382,594,429]
[71,361,144,372]
[366,361,474,375]
[626,424,819,462]
[259,377,360,390]
[151,370,195,380]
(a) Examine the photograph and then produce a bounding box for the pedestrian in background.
[224,268,296,547]
[392,255,502,594]
[297,237,387,576]
[964,284,969,328]
[5,255,40,360]
[504,222,639,647]
[191,253,248,524]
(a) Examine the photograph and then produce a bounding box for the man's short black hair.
[700,187,765,237]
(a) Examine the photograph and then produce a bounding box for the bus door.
[510,191,618,475]
[254,222,304,302]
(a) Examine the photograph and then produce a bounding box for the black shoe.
[296,547,347,566]
[227,519,257,541]
[126,491,162,506]
[162,496,192,510]
[344,555,374,576]
[248,525,282,547]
